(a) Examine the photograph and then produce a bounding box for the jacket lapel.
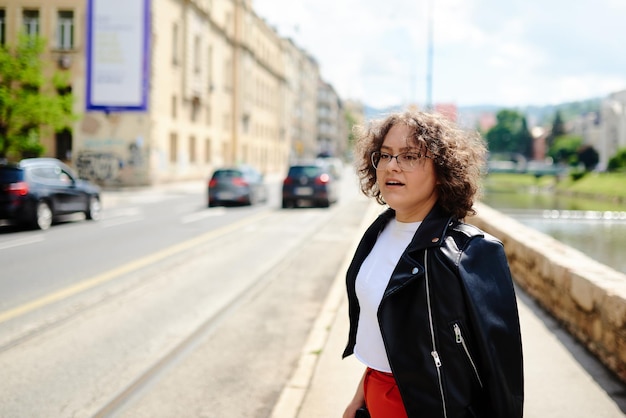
[383,204,455,296]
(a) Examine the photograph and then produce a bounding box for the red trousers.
[363,368,408,418]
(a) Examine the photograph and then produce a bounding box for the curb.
[270,201,381,418]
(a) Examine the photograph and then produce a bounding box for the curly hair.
[353,110,487,220]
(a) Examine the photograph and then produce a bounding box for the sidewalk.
[271,203,626,418]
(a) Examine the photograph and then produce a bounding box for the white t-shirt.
[354,218,421,373]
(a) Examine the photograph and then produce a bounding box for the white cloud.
[254,0,626,108]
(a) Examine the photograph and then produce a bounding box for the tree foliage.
[485,109,534,159]
[0,34,75,160]
[344,109,358,146]
[548,134,582,165]
[577,144,599,171]
[546,110,566,148]
[608,147,626,172]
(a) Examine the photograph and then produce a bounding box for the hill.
[362,98,602,128]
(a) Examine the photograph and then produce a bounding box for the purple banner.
[86,0,150,112]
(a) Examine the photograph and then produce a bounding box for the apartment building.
[281,38,319,162]
[599,90,626,169]
[0,0,340,186]
[571,90,626,170]
[317,79,347,159]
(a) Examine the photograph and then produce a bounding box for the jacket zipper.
[424,250,448,418]
[453,323,484,388]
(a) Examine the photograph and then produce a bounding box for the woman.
[342,110,523,418]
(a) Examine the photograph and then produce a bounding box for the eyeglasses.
[371,151,430,171]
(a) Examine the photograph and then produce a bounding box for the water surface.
[480,190,626,274]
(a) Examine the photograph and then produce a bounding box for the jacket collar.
[406,203,455,251]
[347,203,455,283]
[375,203,455,251]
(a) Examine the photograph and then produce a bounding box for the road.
[0,169,371,417]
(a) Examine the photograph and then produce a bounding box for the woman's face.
[376,123,439,222]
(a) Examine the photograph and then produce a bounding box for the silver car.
[208,166,268,207]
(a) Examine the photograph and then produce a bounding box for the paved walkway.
[100,182,626,417]
[271,202,626,418]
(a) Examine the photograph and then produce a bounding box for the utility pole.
[426,0,433,111]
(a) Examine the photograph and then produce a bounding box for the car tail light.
[5,181,29,196]
[209,178,218,188]
[283,177,293,185]
[315,174,330,185]
[231,177,248,187]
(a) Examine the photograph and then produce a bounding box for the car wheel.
[281,199,292,209]
[34,201,53,230]
[319,199,330,208]
[86,196,102,220]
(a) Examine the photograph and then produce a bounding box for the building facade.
[572,90,626,170]
[317,79,347,159]
[599,90,626,170]
[0,0,349,186]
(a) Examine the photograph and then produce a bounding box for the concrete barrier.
[470,202,626,384]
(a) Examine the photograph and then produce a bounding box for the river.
[480,189,626,275]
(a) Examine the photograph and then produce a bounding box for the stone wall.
[470,202,626,383]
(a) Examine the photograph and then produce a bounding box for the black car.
[208,166,268,207]
[0,158,102,230]
[282,163,339,208]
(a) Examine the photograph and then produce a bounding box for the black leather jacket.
[343,204,524,418]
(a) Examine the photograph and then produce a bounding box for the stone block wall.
[470,202,626,383]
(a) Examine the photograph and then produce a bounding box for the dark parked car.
[0,158,102,230]
[208,166,268,207]
[282,163,339,208]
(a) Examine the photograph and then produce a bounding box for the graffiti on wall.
[76,151,122,183]
[76,139,147,185]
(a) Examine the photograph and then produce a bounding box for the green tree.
[577,145,599,171]
[0,34,75,160]
[485,109,532,158]
[607,147,626,172]
[345,109,357,145]
[546,110,566,147]
[517,116,534,159]
[548,134,582,165]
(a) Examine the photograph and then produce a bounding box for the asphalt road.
[0,169,371,417]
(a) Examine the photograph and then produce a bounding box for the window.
[172,23,179,65]
[193,35,201,74]
[189,136,197,163]
[207,45,213,92]
[169,133,178,163]
[57,11,74,50]
[224,59,232,91]
[55,129,72,161]
[0,10,6,45]
[172,95,177,119]
[191,97,200,123]
[23,9,40,37]
[205,138,211,163]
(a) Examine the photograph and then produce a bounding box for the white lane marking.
[101,216,144,228]
[101,207,144,228]
[0,235,45,250]
[104,207,142,218]
[180,208,226,224]
[0,211,272,324]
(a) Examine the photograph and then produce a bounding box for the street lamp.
[426,0,433,111]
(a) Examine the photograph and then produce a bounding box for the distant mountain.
[517,98,602,125]
[362,98,602,128]
[363,105,404,121]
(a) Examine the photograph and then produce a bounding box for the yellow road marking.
[0,211,271,325]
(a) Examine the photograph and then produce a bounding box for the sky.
[253,0,626,109]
